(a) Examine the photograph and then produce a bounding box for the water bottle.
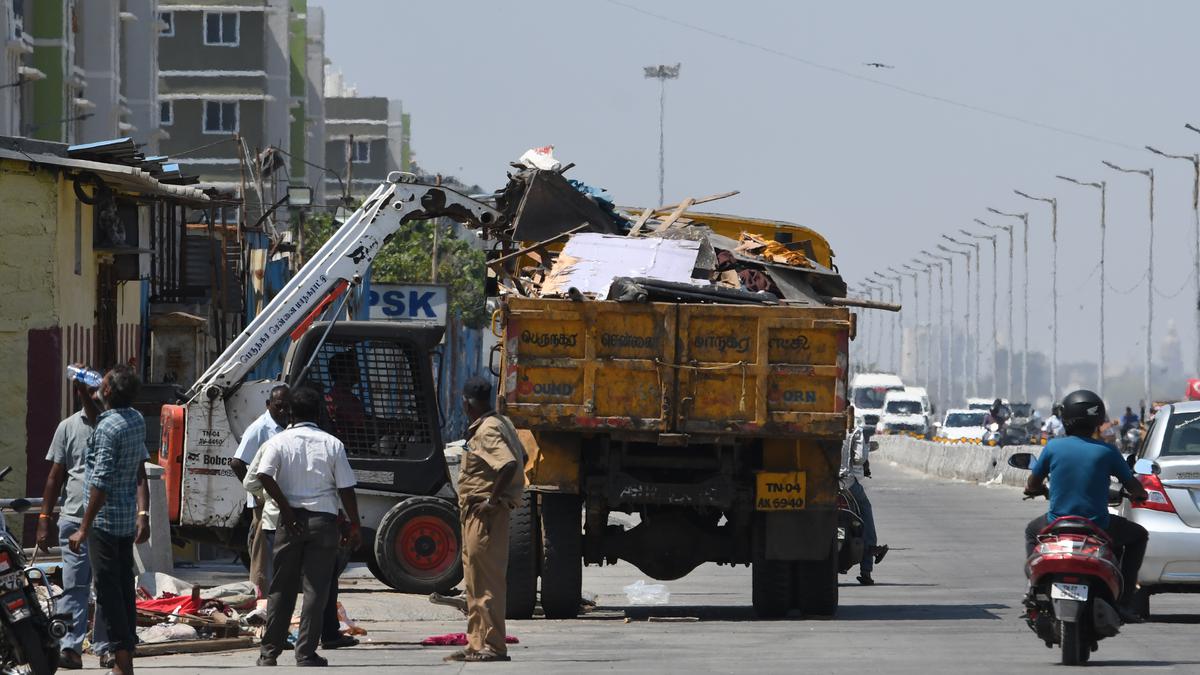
[66,365,103,388]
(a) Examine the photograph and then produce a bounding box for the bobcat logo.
[347,246,369,264]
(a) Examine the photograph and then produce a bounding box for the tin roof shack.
[0,135,232,540]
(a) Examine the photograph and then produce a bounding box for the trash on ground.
[137,622,198,644]
[623,580,670,606]
[420,633,520,647]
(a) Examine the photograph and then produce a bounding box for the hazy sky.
[315,0,1200,387]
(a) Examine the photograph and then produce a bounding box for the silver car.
[1116,400,1200,616]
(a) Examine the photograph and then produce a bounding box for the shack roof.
[0,147,212,205]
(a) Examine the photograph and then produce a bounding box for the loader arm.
[188,174,503,398]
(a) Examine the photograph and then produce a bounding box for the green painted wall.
[30,0,67,141]
[288,0,307,179]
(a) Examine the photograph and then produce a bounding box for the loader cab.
[284,321,449,497]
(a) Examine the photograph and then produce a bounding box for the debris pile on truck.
[484,152,847,307]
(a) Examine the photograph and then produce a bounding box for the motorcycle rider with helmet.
[1023,390,1150,622]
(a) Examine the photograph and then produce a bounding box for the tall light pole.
[643,63,681,207]
[902,262,927,387]
[1149,137,1200,378]
[988,207,1030,401]
[938,241,973,400]
[946,235,981,395]
[1057,175,1107,396]
[868,274,891,370]
[962,229,998,393]
[1103,161,1155,406]
[1016,190,1059,401]
[878,271,904,371]
[924,251,953,409]
[895,265,921,381]
[976,218,1014,399]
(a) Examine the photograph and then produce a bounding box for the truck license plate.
[755,471,807,510]
[1050,583,1089,601]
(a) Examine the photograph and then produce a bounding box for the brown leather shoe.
[58,649,83,670]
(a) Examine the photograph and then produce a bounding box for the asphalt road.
[136,461,1200,673]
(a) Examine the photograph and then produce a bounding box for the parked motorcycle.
[0,467,69,674]
[1007,453,1126,666]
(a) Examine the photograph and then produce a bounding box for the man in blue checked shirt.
[68,365,149,675]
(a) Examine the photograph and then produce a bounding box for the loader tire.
[539,493,582,619]
[506,492,539,619]
[373,496,462,594]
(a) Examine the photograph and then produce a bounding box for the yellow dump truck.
[495,214,855,619]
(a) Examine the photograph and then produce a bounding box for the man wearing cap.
[445,378,526,663]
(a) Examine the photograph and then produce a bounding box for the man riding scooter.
[1022,390,1150,623]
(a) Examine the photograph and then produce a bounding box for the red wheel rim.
[394,514,458,578]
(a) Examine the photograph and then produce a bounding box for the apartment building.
[323,94,411,204]
[156,0,324,200]
[0,0,163,149]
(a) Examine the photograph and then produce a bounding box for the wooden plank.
[651,197,695,233]
[134,637,254,657]
[626,206,657,237]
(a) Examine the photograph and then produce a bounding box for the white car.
[1115,400,1200,617]
[936,409,988,443]
[878,389,932,437]
[850,373,905,430]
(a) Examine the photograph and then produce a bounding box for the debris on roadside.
[420,633,520,647]
[622,580,670,606]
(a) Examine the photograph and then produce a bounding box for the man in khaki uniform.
[445,378,525,663]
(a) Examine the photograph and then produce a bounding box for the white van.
[849,373,905,429]
[879,387,932,437]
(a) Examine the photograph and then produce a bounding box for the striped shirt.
[256,423,356,516]
[85,408,148,537]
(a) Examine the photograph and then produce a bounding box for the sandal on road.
[443,649,511,663]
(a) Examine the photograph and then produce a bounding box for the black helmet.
[1060,390,1106,433]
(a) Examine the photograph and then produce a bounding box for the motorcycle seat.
[1042,516,1111,542]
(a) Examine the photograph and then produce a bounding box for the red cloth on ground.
[136,594,200,615]
[420,633,519,646]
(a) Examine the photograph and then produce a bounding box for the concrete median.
[873,435,1040,488]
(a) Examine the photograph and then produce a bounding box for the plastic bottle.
[66,365,103,388]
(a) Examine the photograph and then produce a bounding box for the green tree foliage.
[302,212,487,328]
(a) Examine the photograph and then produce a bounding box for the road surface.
[135,460,1200,673]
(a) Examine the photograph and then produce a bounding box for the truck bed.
[499,297,851,439]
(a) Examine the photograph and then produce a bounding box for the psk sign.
[367,284,448,325]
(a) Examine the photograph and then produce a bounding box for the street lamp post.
[643,63,681,207]
[962,229,998,394]
[988,207,1030,402]
[868,274,892,371]
[976,218,1014,399]
[879,271,904,371]
[1103,161,1155,406]
[925,251,954,409]
[902,262,928,387]
[1016,190,1059,401]
[1056,175,1107,396]
[896,265,921,382]
[931,241,969,398]
[946,235,981,396]
[938,241,973,400]
[1149,138,1200,380]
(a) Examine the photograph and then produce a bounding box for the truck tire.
[373,496,463,594]
[752,557,792,619]
[793,540,839,617]
[506,492,539,619]
[539,493,582,619]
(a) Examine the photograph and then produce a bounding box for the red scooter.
[1008,453,1124,666]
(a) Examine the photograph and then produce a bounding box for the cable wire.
[604,0,1140,151]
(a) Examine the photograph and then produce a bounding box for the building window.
[204,12,238,46]
[203,101,238,133]
[160,11,174,36]
[351,140,371,164]
[159,101,173,126]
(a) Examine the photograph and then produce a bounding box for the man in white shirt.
[230,384,289,595]
[254,387,361,668]
[1041,404,1066,440]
